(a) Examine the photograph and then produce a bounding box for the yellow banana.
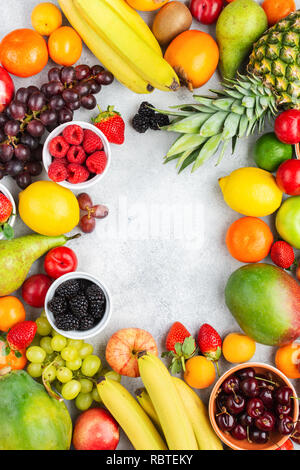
[58,0,153,94]
[172,377,223,451]
[138,353,198,450]
[74,0,180,92]
[135,388,163,433]
[97,378,167,450]
[101,0,162,56]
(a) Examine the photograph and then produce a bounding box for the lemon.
[19,181,80,236]
[219,167,282,217]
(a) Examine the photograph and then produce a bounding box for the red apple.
[73,408,119,450]
[106,328,158,377]
[0,66,14,112]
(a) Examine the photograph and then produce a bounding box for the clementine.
[31,2,62,36]
[164,30,219,90]
[0,29,48,77]
[226,216,274,263]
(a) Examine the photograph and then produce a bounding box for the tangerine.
[48,26,82,66]
[31,2,62,36]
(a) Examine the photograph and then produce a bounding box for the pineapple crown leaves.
[162,336,196,374]
[158,74,278,173]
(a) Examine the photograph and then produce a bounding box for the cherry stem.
[255,376,278,387]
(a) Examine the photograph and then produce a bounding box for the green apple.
[276,196,300,248]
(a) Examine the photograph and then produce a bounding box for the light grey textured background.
[2,0,300,450]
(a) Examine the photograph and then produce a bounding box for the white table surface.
[2,0,300,450]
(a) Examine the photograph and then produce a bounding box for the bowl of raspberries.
[45,271,111,340]
[43,121,111,190]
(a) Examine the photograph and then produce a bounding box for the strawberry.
[197,323,222,375]
[7,321,37,351]
[270,241,295,269]
[92,105,125,145]
[162,322,196,374]
[0,192,14,240]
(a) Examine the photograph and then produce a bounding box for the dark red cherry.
[255,411,276,432]
[259,388,274,409]
[231,424,247,440]
[216,413,236,432]
[222,375,240,394]
[276,387,293,406]
[276,403,292,418]
[237,367,255,382]
[249,429,269,444]
[216,392,227,412]
[277,416,295,436]
[240,378,259,398]
[246,398,265,418]
[226,394,245,415]
[239,412,254,428]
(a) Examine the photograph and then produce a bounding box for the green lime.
[253,132,292,172]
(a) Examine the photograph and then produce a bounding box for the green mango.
[0,370,72,450]
[0,233,79,296]
[216,0,268,80]
[225,263,300,346]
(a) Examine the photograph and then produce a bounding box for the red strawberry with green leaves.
[0,192,14,240]
[92,105,125,145]
[7,321,37,351]
[197,323,222,375]
[162,322,196,374]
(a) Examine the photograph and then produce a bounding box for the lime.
[253,132,292,172]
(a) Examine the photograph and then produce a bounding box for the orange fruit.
[48,26,82,66]
[222,333,256,363]
[0,296,26,332]
[226,216,274,263]
[0,29,48,78]
[126,0,170,11]
[164,30,219,90]
[262,0,295,26]
[31,2,62,36]
[184,355,216,389]
[0,340,27,371]
[275,343,300,379]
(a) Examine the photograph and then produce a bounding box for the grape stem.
[42,357,63,402]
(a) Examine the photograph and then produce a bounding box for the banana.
[135,388,163,433]
[58,0,153,94]
[97,377,167,450]
[74,0,180,92]
[101,0,162,56]
[172,377,223,451]
[138,353,198,450]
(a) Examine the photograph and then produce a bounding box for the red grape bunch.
[0,64,114,189]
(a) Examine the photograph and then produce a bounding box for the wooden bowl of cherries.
[209,363,299,450]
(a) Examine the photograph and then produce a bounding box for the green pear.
[216,0,268,80]
[0,233,80,296]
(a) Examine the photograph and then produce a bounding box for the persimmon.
[262,0,295,26]
[164,30,219,91]
[48,27,82,66]
[126,0,170,11]
[0,29,48,78]
[275,343,300,379]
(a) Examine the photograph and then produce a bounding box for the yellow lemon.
[219,167,282,217]
[19,181,80,236]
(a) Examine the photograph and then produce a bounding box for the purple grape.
[0,129,5,142]
[74,81,91,97]
[95,71,114,85]
[4,120,20,137]
[41,83,51,98]
[20,133,39,151]
[49,95,66,111]
[58,108,73,124]
[0,113,8,127]
[0,144,14,162]
[62,89,79,103]
[48,67,62,82]
[31,145,43,162]
[75,64,91,81]
[46,81,64,96]
[67,101,81,111]
[91,65,104,76]
[81,94,97,110]
[14,144,31,162]
[9,101,27,120]
[6,159,24,176]
[27,120,45,138]
[27,85,39,95]
[15,87,30,105]
[60,66,76,85]
[39,109,58,126]
[89,79,101,94]
[28,92,46,112]
[15,172,32,189]
[26,161,43,176]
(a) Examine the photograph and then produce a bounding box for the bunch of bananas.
[97,352,223,450]
[59,0,180,94]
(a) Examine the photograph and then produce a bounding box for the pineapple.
[161,11,300,174]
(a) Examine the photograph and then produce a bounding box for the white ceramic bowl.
[0,183,16,240]
[44,271,112,340]
[43,121,111,191]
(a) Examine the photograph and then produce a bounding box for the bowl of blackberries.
[209,362,299,450]
[45,272,111,340]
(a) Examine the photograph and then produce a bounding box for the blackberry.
[79,315,95,331]
[149,113,170,130]
[55,313,80,331]
[55,279,80,298]
[78,279,92,293]
[69,294,89,318]
[89,298,106,319]
[48,296,67,318]
[138,101,155,118]
[132,114,149,133]
[86,284,105,301]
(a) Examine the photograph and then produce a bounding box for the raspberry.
[49,136,70,158]
[63,124,84,145]
[48,161,69,182]
[67,163,90,184]
[83,129,103,154]
[67,145,86,164]
[53,157,68,166]
[86,151,107,174]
